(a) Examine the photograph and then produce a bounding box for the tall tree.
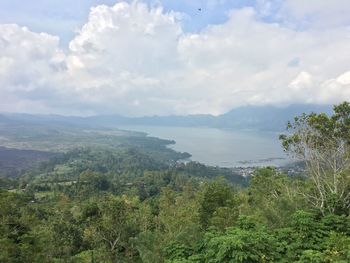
[280,102,350,215]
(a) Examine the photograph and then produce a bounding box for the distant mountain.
[216,104,333,131]
[99,104,332,131]
[2,113,89,127]
[0,114,13,124]
[1,104,333,132]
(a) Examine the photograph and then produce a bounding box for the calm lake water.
[119,125,290,167]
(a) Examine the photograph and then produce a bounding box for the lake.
[118,125,290,167]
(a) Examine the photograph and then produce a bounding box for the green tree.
[248,167,306,227]
[82,195,139,262]
[203,216,278,263]
[198,179,239,230]
[280,102,350,215]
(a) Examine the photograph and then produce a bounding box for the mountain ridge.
[1,104,333,132]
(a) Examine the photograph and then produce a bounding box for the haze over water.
[119,125,290,167]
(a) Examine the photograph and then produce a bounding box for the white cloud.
[337,71,350,85]
[0,1,350,116]
[256,0,350,29]
[281,0,350,28]
[0,24,68,113]
[316,71,350,104]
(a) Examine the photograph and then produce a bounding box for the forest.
[1,103,350,262]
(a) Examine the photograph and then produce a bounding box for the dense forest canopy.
[0,103,350,262]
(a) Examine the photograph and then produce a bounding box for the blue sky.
[0,0,118,45]
[0,0,350,116]
[0,0,257,45]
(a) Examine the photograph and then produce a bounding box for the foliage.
[280,102,350,215]
[247,167,307,227]
[1,102,350,262]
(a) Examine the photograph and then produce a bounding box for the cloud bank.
[0,0,350,116]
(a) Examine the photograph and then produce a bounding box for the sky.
[0,0,350,116]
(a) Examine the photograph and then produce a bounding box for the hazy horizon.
[0,102,333,118]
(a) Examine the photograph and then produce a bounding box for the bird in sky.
[198,8,202,11]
